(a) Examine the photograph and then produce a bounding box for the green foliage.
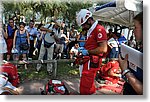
[2,1,92,23]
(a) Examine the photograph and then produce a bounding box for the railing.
[4,59,74,78]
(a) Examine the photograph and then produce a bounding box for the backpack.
[41,79,69,95]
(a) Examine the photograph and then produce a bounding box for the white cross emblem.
[98,33,102,38]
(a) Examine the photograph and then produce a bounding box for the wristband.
[122,69,130,76]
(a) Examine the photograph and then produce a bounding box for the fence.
[6,59,74,78]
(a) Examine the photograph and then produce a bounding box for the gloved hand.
[81,49,89,56]
[78,47,85,52]
[78,47,89,56]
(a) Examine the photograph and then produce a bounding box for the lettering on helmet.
[85,12,90,19]
[85,15,89,19]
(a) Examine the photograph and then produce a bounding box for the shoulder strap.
[7,25,9,32]
[25,30,27,36]
[14,25,18,30]
[47,24,52,29]
[16,30,19,36]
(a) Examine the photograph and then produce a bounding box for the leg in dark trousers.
[29,40,35,58]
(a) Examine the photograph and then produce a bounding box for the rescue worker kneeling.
[76,9,107,95]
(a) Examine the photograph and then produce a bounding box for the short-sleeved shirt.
[44,24,60,36]
[42,24,57,47]
[26,26,38,40]
[85,24,107,51]
[70,46,79,55]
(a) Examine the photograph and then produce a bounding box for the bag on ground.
[41,79,69,95]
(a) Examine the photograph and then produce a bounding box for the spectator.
[77,30,87,48]
[52,20,64,59]
[107,33,119,58]
[104,29,114,58]
[61,21,67,36]
[5,18,17,61]
[119,12,143,95]
[33,23,43,57]
[54,28,70,59]
[69,43,79,59]
[13,22,30,69]
[36,21,58,75]
[0,25,7,65]
[26,20,38,60]
[118,33,127,45]
[128,35,136,48]
[107,28,113,40]
[66,24,79,57]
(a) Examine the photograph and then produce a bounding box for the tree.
[2,1,93,25]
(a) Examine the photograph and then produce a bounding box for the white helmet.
[76,9,92,26]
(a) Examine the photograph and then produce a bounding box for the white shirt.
[70,46,79,55]
[43,24,58,47]
[108,37,119,48]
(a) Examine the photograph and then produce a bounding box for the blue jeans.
[110,47,119,58]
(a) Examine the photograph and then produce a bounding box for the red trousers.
[6,39,13,55]
[80,59,98,95]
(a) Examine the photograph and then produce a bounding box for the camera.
[50,32,55,36]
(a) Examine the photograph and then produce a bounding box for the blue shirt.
[118,36,127,45]
[26,26,38,40]
[79,34,86,47]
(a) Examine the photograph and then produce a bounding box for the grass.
[3,54,80,83]
[17,61,80,83]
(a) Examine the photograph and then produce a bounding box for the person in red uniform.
[76,9,107,95]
